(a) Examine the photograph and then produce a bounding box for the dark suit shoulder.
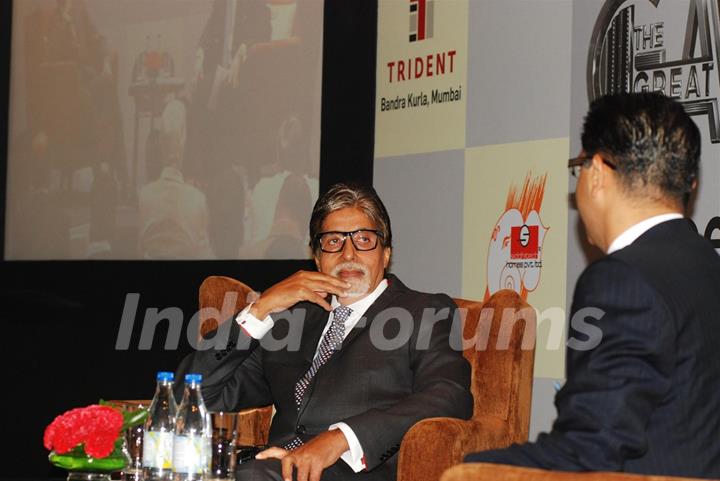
[574,255,671,312]
[606,220,720,321]
[385,275,457,313]
[613,219,720,269]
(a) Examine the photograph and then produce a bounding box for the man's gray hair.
[309,183,392,253]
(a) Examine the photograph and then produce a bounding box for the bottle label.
[142,430,174,469]
[172,435,210,474]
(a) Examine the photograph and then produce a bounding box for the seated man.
[176,182,472,481]
[138,100,214,260]
[465,93,720,478]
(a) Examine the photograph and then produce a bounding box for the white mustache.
[331,262,369,278]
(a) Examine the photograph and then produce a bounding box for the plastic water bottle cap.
[185,373,203,384]
[156,371,174,382]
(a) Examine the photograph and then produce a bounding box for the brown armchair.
[396,290,536,481]
[196,277,536,479]
[111,276,273,446]
[197,275,272,445]
[440,464,712,481]
[198,275,256,339]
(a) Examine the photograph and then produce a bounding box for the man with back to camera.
[176,182,473,481]
[464,93,720,478]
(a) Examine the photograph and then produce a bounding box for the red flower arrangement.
[44,401,147,473]
[44,405,124,459]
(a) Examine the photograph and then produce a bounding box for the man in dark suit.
[465,93,720,478]
[177,183,472,481]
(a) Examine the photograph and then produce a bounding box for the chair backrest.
[198,276,255,339]
[454,289,536,443]
[198,276,273,444]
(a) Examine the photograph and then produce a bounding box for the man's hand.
[250,271,350,319]
[255,430,350,481]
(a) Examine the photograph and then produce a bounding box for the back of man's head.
[581,93,700,206]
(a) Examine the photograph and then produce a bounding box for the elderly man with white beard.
[175,182,472,481]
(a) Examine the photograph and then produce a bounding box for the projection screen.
[5,0,323,260]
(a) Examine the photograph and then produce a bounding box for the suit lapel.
[295,276,408,365]
[335,275,406,357]
[296,277,406,418]
[295,303,330,417]
[300,303,330,363]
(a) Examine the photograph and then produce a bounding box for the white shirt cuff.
[329,423,365,473]
[234,303,274,339]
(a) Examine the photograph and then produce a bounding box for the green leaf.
[49,450,127,472]
[122,408,148,430]
[97,399,148,430]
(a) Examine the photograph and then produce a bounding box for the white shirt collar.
[331,278,388,318]
[606,213,683,254]
[312,279,388,349]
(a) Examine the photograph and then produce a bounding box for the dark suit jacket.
[176,274,473,478]
[466,219,720,478]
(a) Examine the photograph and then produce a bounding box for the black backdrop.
[0,1,377,479]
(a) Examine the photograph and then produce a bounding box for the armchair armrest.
[397,416,512,481]
[236,405,273,446]
[440,464,708,481]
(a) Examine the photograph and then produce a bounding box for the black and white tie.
[293,305,352,406]
[284,305,352,450]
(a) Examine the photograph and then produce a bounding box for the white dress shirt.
[235,279,389,472]
[606,213,683,254]
[138,167,214,260]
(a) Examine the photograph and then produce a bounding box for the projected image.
[5,0,323,260]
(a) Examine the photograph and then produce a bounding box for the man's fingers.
[313,283,349,298]
[299,271,351,289]
[295,459,310,481]
[299,275,350,293]
[308,291,333,311]
[255,446,288,460]
[281,456,295,481]
[254,269,353,317]
[309,462,324,481]
[302,280,350,300]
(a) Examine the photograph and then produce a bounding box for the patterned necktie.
[284,306,352,451]
[293,305,352,407]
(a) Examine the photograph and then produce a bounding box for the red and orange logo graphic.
[485,172,549,302]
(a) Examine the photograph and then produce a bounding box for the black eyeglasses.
[568,154,618,178]
[315,229,383,253]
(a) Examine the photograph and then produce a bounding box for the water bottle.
[172,374,211,481]
[142,371,177,481]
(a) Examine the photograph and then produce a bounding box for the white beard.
[331,262,370,298]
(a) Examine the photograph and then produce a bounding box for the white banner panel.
[375,0,468,157]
